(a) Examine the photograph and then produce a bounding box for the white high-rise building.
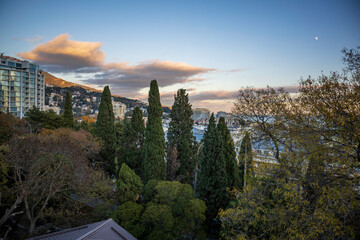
[113,101,127,119]
[0,55,45,118]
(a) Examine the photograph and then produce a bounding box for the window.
[8,62,15,67]
[16,63,22,68]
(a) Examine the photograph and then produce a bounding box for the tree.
[217,117,241,189]
[0,111,27,145]
[166,89,196,184]
[142,203,174,240]
[238,131,253,189]
[95,86,116,175]
[63,91,73,128]
[196,114,228,225]
[221,46,360,239]
[117,163,143,203]
[166,147,180,181]
[143,80,166,182]
[112,202,145,238]
[117,107,144,176]
[151,181,206,239]
[3,128,103,235]
[26,107,63,132]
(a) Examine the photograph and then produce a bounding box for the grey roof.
[28,218,137,240]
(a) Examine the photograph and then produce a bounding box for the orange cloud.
[18,34,214,91]
[18,33,105,71]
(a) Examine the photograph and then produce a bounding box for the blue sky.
[1,0,359,111]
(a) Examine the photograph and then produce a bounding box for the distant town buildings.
[0,55,45,118]
[113,101,127,119]
[44,105,61,114]
[192,108,210,123]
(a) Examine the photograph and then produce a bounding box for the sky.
[1,0,359,112]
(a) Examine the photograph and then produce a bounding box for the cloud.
[24,35,43,44]
[84,60,214,92]
[218,68,246,73]
[18,33,105,72]
[190,90,237,101]
[18,34,214,92]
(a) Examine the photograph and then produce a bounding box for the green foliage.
[143,80,166,182]
[117,163,143,203]
[197,114,228,222]
[62,91,74,128]
[166,89,196,184]
[95,86,116,175]
[238,131,253,189]
[224,46,360,239]
[217,117,241,189]
[152,181,206,239]
[143,179,161,203]
[117,107,144,176]
[142,203,174,240]
[112,202,145,238]
[26,107,63,131]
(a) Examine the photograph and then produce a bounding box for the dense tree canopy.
[2,128,106,235]
[220,46,360,239]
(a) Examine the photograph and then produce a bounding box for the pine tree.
[63,91,73,128]
[238,131,253,188]
[217,117,241,189]
[95,86,116,175]
[117,107,145,177]
[143,80,166,182]
[166,89,195,183]
[197,113,228,221]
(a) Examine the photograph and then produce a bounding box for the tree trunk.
[29,220,36,236]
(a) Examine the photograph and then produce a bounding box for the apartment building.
[0,54,45,118]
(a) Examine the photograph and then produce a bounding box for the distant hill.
[43,71,124,98]
[43,71,102,92]
[43,71,146,117]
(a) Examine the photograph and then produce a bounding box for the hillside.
[43,71,125,98]
[43,71,146,117]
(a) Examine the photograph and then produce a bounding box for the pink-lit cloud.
[18,33,105,72]
[18,34,214,92]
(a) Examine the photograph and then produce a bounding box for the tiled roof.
[27,218,137,240]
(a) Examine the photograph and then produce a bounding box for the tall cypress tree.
[95,86,116,175]
[197,113,228,221]
[117,107,145,177]
[217,117,241,189]
[63,91,73,128]
[238,131,253,188]
[143,80,166,182]
[166,89,195,183]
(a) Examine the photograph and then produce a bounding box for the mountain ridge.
[42,71,125,98]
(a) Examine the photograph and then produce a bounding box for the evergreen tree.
[238,131,253,188]
[217,117,241,189]
[197,113,228,222]
[63,91,73,128]
[117,107,144,177]
[143,80,166,182]
[117,163,143,203]
[95,86,116,175]
[166,89,195,183]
